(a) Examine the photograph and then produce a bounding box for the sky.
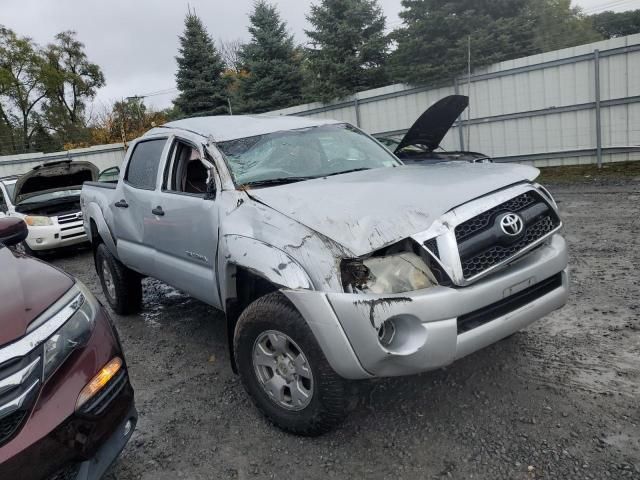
[1,0,639,111]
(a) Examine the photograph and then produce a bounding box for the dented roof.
[148,115,342,142]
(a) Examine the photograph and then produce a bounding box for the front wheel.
[95,243,142,315]
[234,293,349,436]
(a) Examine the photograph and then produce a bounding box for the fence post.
[454,77,465,151]
[594,49,602,169]
[354,97,362,128]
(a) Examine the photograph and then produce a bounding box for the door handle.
[114,199,128,208]
[152,206,165,216]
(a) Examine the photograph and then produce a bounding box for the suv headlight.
[341,252,438,294]
[43,282,98,378]
[25,215,52,226]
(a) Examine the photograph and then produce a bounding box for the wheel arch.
[219,235,314,372]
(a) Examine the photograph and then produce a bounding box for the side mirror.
[204,178,216,200]
[0,218,28,246]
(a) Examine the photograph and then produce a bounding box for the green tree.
[591,9,640,38]
[174,10,229,117]
[0,26,47,153]
[305,0,389,102]
[391,0,537,85]
[41,31,105,145]
[237,1,303,113]
[530,0,602,52]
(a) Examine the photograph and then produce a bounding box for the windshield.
[19,189,81,204]
[217,124,401,186]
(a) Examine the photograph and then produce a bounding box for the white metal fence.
[0,143,126,178]
[269,34,640,168]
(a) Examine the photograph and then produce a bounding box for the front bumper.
[25,224,88,251]
[284,234,568,379]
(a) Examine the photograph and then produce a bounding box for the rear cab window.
[124,139,167,190]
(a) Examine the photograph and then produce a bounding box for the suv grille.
[57,212,83,225]
[456,191,560,279]
[0,351,41,446]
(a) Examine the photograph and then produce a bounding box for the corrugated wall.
[269,34,640,167]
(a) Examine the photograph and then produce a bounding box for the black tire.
[234,292,349,436]
[95,243,142,315]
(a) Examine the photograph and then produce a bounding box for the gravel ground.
[49,179,639,480]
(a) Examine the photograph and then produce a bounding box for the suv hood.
[0,246,74,346]
[247,163,539,257]
[14,160,98,204]
[395,95,468,154]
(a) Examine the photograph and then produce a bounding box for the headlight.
[341,252,438,294]
[43,282,98,378]
[25,215,52,226]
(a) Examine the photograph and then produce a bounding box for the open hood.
[14,160,98,203]
[395,95,469,154]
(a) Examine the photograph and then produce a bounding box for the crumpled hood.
[247,163,539,257]
[0,246,73,346]
[14,160,98,203]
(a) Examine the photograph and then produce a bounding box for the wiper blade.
[322,168,371,177]
[240,176,318,188]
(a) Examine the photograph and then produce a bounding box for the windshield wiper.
[240,176,318,188]
[322,168,371,178]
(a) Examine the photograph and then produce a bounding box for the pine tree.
[305,0,389,103]
[391,0,537,86]
[174,10,229,117]
[237,1,303,113]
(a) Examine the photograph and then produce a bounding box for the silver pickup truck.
[81,116,568,435]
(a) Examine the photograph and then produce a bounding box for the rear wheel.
[95,243,142,315]
[234,292,349,436]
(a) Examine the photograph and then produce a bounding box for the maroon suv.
[0,217,136,479]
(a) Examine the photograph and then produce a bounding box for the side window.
[164,140,209,195]
[124,139,167,190]
[0,188,6,212]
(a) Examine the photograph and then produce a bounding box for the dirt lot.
[50,176,639,480]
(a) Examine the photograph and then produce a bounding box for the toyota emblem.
[500,213,524,236]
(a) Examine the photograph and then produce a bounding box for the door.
[111,137,168,276]
[145,137,222,308]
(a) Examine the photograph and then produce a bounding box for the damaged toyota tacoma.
[80,116,568,435]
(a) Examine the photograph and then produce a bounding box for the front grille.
[0,350,41,446]
[455,192,538,242]
[461,215,556,278]
[57,212,82,224]
[79,368,128,416]
[0,410,27,445]
[424,238,439,258]
[457,273,563,334]
[456,191,560,279]
[60,231,85,240]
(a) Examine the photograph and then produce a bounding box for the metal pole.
[466,35,472,151]
[354,97,361,128]
[454,77,465,151]
[594,49,602,168]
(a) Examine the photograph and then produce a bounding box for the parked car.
[0,160,98,255]
[375,95,491,164]
[81,115,568,435]
[0,217,136,479]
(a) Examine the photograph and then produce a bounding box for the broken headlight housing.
[341,251,438,294]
